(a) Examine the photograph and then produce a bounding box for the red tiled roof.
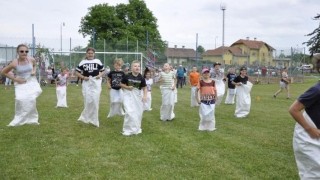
[165,47,196,58]
[231,39,275,50]
[203,46,247,56]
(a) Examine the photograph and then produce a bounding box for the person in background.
[143,67,153,111]
[176,65,184,88]
[232,67,253,118]
[46,66,54,84]
[76,47,105,127]
[4,67,14,90]
[107,58,125,118]
[75,71,83,86]
[273,67,290,99]
[159,63,176,121]
[196,68,217,131]
[210,62,226,105]
[189,66,200,107]
[1,44,42,126]
[289,80,320,179]
[120,60,147,136]
[55,68,69,108]
[225,67,237,104]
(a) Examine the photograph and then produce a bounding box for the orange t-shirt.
[189,71,200,86]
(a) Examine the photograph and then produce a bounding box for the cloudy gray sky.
[0,0,319,54]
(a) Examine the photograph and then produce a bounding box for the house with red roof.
[165,45,197,66]
[203,38,275,66]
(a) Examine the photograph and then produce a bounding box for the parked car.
[298,65,312,73]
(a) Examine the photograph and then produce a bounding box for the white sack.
[234,81,253,118]
[225,88,236,104]
[198,103,216,131]
[8,76,42,126]
[107,89,124,118]
[78,77,102,127]
[190,86,199,107]
[293,111,320,180]
[122,89,144,136]
[160,87,175,121]
[56,86,68,107]
[214,79,225,105]
[143,91,152,111]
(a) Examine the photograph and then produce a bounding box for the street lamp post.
[60,22,65,59]
[220,4,226,47]
[215,36,218,49]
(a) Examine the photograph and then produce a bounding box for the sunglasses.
[19,50,29,53]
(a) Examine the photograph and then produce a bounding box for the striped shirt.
[160,71,175,88]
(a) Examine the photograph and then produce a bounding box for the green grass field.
[0,77,319,179]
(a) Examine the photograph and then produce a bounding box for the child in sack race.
[107,58,125,118]
[55,68,69,108]
[120,60,147,136]
[196,68,217,131]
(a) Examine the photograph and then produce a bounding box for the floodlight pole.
[60,22,65,59]
[220,4,226,47]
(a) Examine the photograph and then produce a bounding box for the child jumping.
[55,68,68,108]
[196,68,217,131]
[107,58,125,118]
[120,60,147,136]
[143,67,153,111]
[159,63,176,121]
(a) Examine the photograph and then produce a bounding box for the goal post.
[48,50,145,73]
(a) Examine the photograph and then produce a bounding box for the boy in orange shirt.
[189,66,200,107]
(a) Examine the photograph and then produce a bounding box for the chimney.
[254,37,257,41]
[246,37,249,40]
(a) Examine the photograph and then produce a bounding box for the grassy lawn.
[0,77,319,179]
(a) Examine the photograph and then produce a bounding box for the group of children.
[188,63,252,131]
[2,45,253,136]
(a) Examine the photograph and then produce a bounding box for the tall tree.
[303,14,320,56]
[78,0,165,52]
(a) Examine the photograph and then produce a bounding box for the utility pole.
[220,4,226,47]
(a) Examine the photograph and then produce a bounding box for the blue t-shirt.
[227,73,237,89]
[298,82,320,129]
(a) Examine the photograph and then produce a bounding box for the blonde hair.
[114,58,124,66]
[131,60,140,67]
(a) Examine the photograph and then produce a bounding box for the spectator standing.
[189,66,200,107]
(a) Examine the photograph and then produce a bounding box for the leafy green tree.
[303,14,320,56]
[197,45,205,55]
[79,0,165,52]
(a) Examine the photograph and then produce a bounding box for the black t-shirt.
[108,70,125,90]
[121,72,146,90]
[76,59,104,77]
[233,75,248,84]
[298,82,320,129]
[227,73,237,89]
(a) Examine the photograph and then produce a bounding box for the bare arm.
[31,58,36,75]
[195,88,200,104]
[106,77,111,89]
[120,82,133,90]
[289,100,320,138]
[1,60,26,84]
[142,86,147,102]
[75,71,88,81]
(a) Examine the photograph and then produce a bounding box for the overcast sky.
[0,0,319,54]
